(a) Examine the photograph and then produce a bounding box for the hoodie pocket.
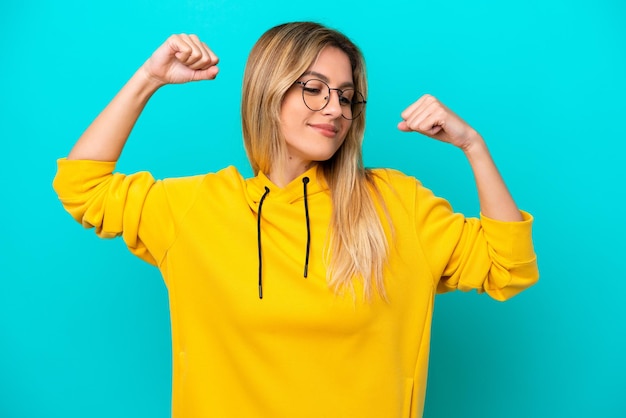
[402,378,414,417]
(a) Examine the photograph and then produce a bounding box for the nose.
[321,89,343,118]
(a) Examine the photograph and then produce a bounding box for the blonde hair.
[241,22,389,300]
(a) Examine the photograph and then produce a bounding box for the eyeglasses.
[294,79,366,120]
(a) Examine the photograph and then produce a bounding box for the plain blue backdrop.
[1,0,625,417]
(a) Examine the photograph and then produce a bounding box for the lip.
[309,123,339,138]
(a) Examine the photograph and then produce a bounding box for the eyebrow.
[300,71,354,89]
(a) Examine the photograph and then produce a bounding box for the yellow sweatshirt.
[53,159,538,418]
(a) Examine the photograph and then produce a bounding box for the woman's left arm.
[398,94,522,221]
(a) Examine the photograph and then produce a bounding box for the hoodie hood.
[245,165,328,210]
[244,165,329,299]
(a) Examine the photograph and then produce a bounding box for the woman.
[53,21,538,418]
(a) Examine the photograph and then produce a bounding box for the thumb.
[397,120,412,132]
[190,65,219,81]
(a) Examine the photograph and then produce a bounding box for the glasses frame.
[294,79,367,120]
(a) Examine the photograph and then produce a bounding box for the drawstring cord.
[257,186,270,299]
[302,177,311,278]
[256,177,311,299]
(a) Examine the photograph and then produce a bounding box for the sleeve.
[52,158,176,266]
[413,181,539,301]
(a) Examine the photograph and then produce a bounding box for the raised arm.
[68,34,219,161]
[398,94,522,222]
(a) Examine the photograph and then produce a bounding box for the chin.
[312,149,341,162]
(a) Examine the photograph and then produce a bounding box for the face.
[277,46,354,181]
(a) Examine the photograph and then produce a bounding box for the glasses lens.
[301,79,328,111]
[343,89,365,120]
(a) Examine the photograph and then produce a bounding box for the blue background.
[2,0,625,416]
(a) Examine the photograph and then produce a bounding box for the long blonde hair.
[241,22,389,300]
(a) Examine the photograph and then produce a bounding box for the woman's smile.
[309,122,339,138]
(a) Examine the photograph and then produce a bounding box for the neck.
[267,160,316,188]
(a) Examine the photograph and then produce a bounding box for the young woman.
[53,21,538,418]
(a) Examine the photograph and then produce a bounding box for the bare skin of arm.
[68,34,219,162]
[398,94,523,222]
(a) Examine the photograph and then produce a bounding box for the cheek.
[280,91,307,119]
[279,116,301,140]
[340,121,353,139]
[279,104,299,137]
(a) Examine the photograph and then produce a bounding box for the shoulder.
[161,165,244,187]
[159,165,246,201]
[365,168,422,217]
[367,168,448,214]
[368,167,424,193]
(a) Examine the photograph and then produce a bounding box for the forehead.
[304,46,353,86]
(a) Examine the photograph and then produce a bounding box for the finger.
[194,36,219,66]
[168,34,192,62]
[182,34,205,65]
[177,34,218,71]
[417,113,446,136]
[398,118,445,137]
[171,34,204,66]
[402,103,436,133]
[399,94,439,132]
[400,94,435,121]
[416,104,448,133]
[192,40,219,71]
[397,113,445,136]
[187,51,213,71]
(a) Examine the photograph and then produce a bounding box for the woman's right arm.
[68,33,219,161]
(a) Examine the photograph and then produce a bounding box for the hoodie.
[53,158,538,418]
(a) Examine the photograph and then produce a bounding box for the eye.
[339,89,355,106]
[303,86,322,95]
[300,79,326,96]
[338,95,352,106]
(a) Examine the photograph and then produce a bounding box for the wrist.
[460,130,487,156]
[137,63,167,92]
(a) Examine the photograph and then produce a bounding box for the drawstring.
[302,177,311,278]
[256,177,311,299]
[257,186,270,299]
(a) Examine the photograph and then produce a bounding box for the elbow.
[485,260,539,301]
